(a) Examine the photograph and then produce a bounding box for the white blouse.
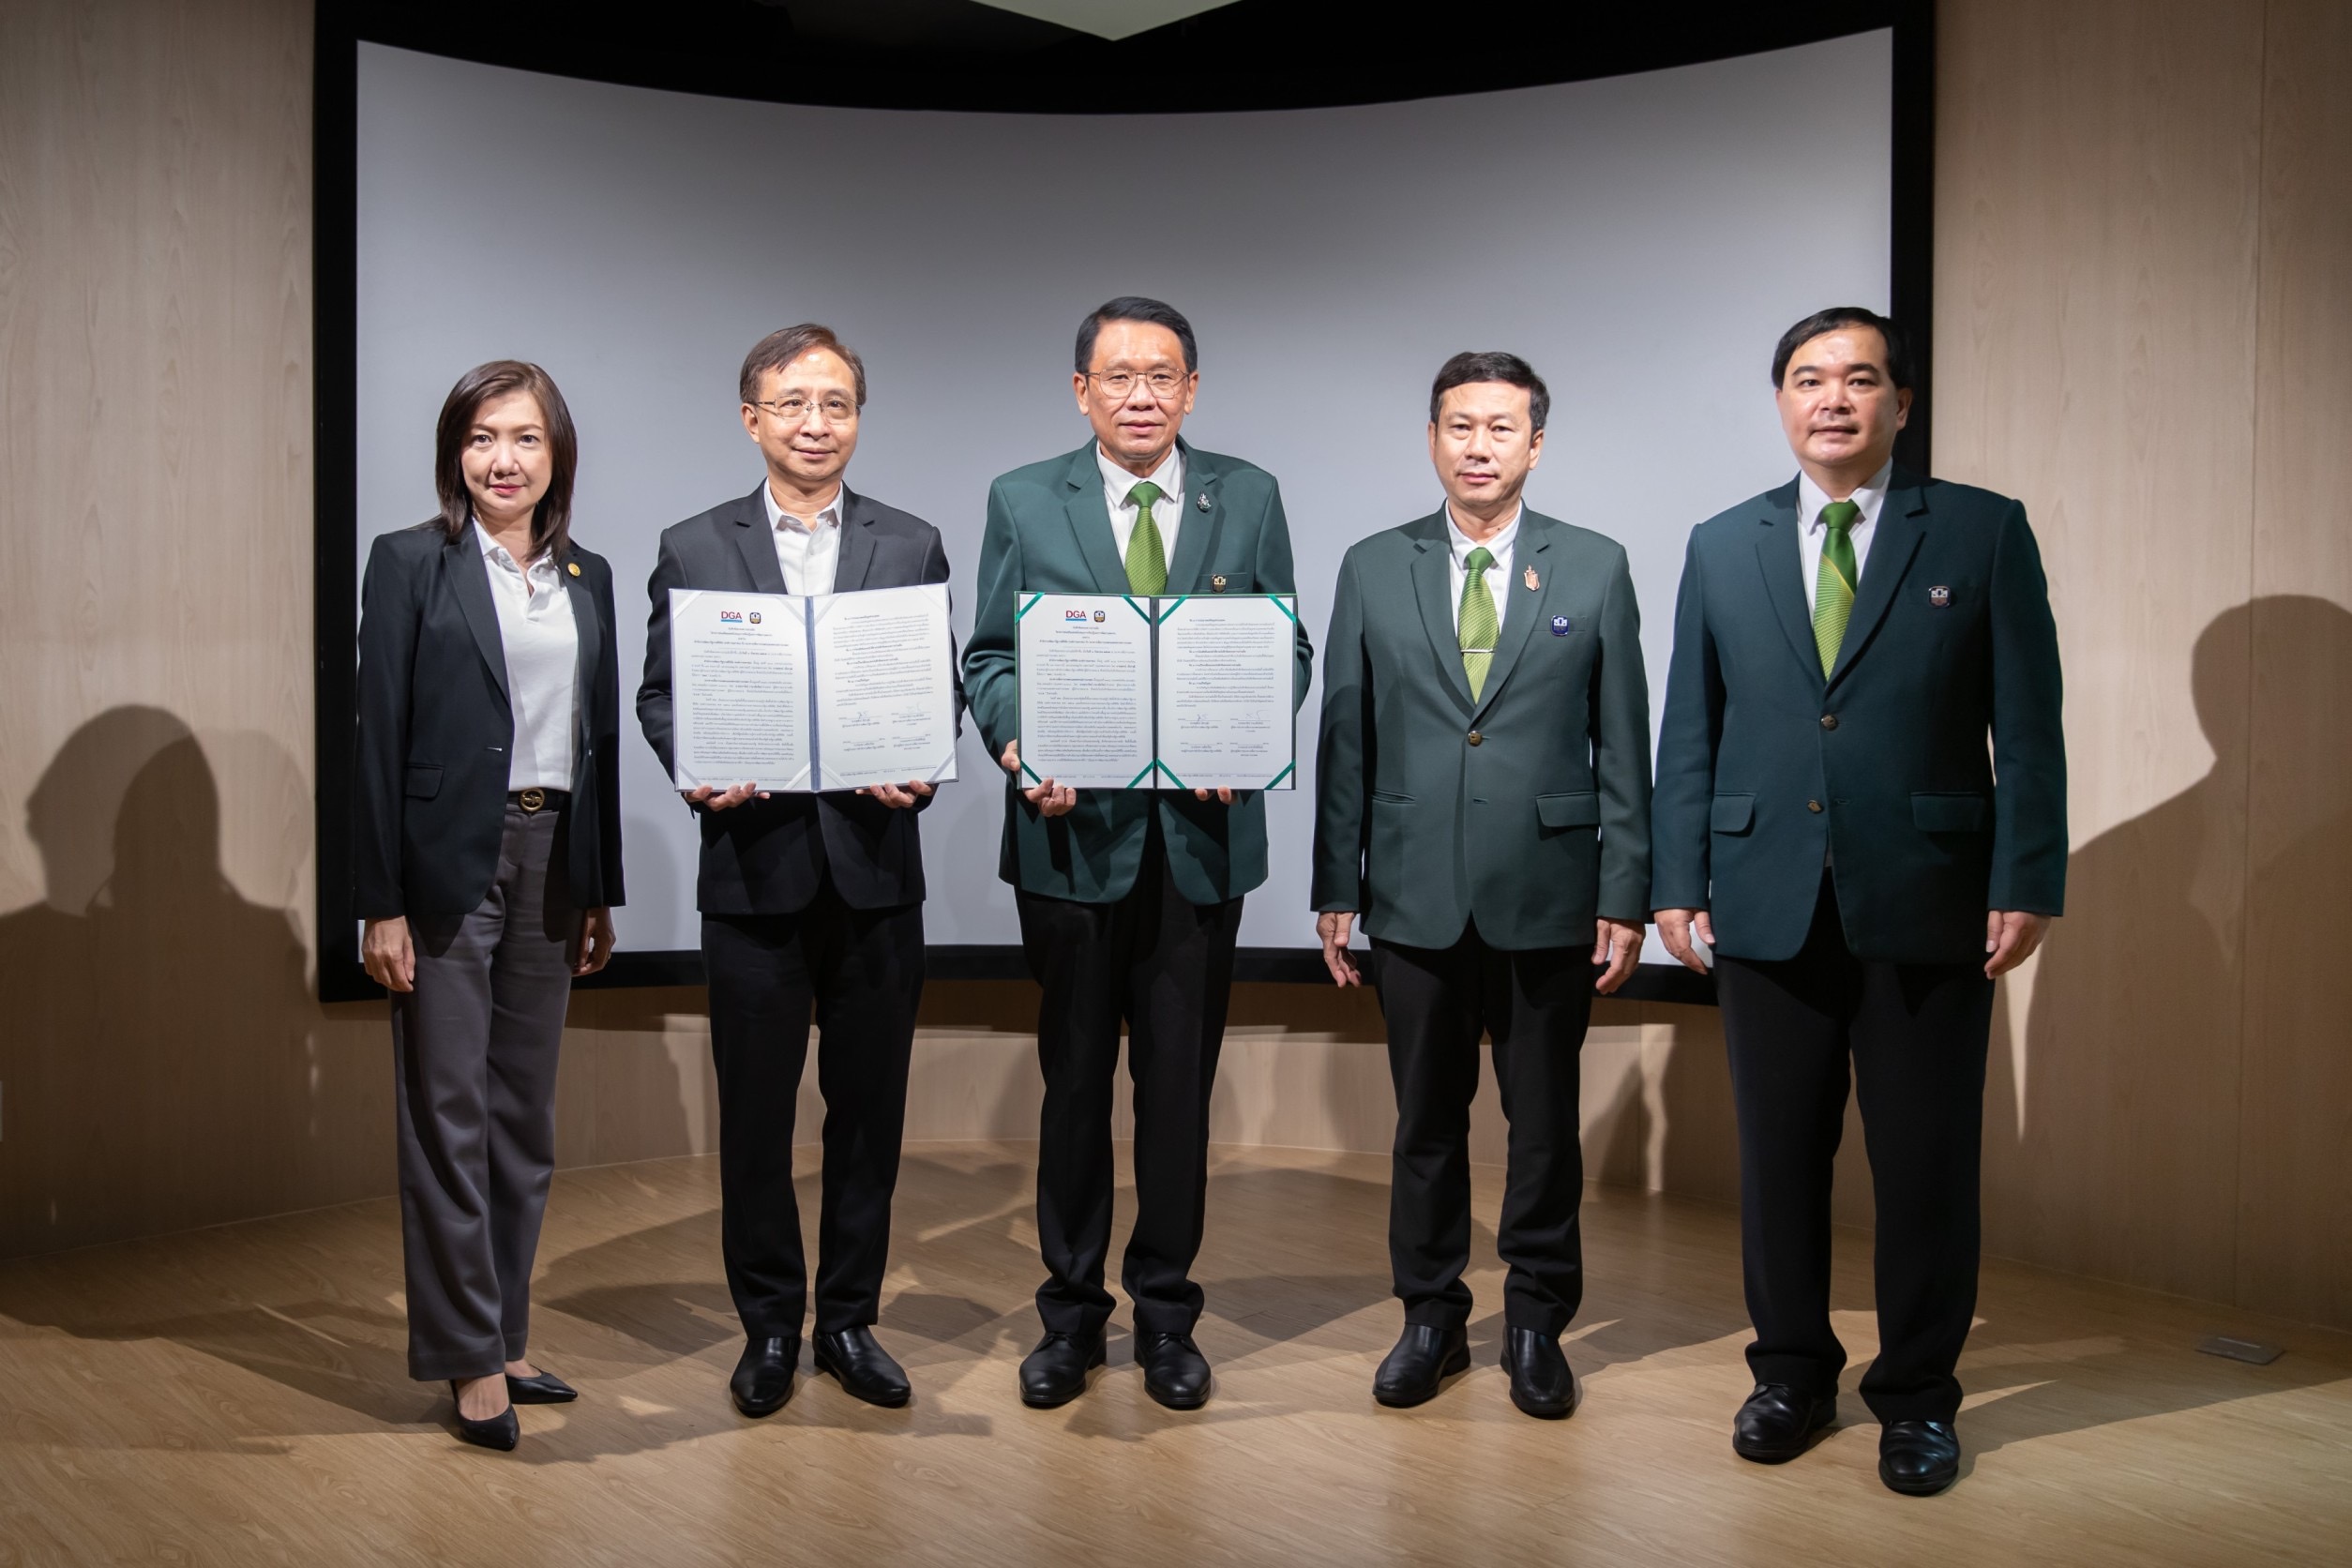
[474,521,579,792]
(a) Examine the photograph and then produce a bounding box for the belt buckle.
[519,788,546,813]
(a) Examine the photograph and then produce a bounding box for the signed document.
[1015,594,1156,789]
[1154,595,1298,792]
[670,584,957,793]
[1015,592,1295,791]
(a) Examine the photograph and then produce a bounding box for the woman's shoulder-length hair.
[430,359,579,562]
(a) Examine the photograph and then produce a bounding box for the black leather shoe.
[1731,1383,1838,1463]
[1373,1323,1470,1408]
[505,1366,578,1404]
[730,1336,799,1418]
[1501,1328,1577,1420]
[1879,1419,1961,1496]
[814,1327,911,1409]
[449,1382,520,1451]
[1018,1330,1106,1409]
[1138,1332,1212,1410]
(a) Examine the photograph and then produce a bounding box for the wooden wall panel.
[2237,0,2352,1326]
[1932,0,2267,1305]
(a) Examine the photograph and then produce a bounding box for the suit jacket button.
[1467,731,1483,746]
[1820,714,1838,731]
[1806,799,1823,812]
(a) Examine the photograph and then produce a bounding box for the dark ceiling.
[344,0,1916,113]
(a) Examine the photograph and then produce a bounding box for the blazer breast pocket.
[404,763,444,801]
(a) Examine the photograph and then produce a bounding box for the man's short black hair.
[1772,307,1914,390]
[1076,296,1198,374]
[1428,351,1549,432]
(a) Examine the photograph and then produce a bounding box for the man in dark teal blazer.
[1312,352,1651,1421]
[963,297,1312,1412]
[1652,308,2066,1496]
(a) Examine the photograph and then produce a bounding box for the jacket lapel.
[1752,480,1823,690]
[562,548,601,770]
[1060,444,1129,593]
[1470,512,1551,720]
[445,531,511,708]
[835,484,879,592]
[731,483,789,594]
[1409,512,1474,711]
[1828,471,1929,686]
[1164,441,1219,591]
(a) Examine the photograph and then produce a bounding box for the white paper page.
[810,583,960,792]
[669,588,811,792]
[1154,595,1298,792]
[1016,593,1156,790]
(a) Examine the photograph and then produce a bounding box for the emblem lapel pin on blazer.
[1550,615,1572,636]
[1524,565,1540,591]
[1929,585,1951,607]
[1196,491,1213,511]
[1211,575,1229,593]
[567,562,581,577]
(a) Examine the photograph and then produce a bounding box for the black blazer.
[353,522,626,920]
[638,483,955,915]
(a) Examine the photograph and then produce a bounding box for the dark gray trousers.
[391,804,574,1381]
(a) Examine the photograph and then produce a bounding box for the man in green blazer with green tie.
[1651,308,2066,1497]
[963,297,1313,1413]
[1312,352,1651,1420]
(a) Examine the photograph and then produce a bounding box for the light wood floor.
[1,1144,2346,1567]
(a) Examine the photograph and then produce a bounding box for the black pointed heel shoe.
[505,1365,579,1404]
[449,1381,520,1451]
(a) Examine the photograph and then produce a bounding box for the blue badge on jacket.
[1550,615,1572,636]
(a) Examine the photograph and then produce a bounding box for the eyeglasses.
[1086,370,1189,400]
[754,396,859,424]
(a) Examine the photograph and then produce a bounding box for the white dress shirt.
[762,479,846,596]
[474,520,578,792]
[1444,502,1522,636]
[1796,459,1893,613]
[1097,445,1184,575]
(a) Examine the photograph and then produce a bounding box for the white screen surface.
[354,34,1892,954]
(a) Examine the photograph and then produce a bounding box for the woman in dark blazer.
[353,360,623,1450]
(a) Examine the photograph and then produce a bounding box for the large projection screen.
[340,30,1893,979]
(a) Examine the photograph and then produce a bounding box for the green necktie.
[1124,480,1167,596]
[1459,545,1499,700]
[1812,500,1861,674]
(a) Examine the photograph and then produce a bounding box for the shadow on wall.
[0,707,388,1259]
[1989,596,2352,1327]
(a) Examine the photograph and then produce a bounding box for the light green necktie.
[1124,480,1167,596]
[1812,500,1861,674]
[1459,545,1499,700]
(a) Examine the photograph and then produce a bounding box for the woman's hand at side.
[573,907,617,976]
[363,916,416,993]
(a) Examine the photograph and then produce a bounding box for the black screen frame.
[313,1,1935,1003]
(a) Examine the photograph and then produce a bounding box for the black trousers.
[1016,828,1243,1339]
[1714,874,1995,1425]
[702,878,923,1339]
[1372,922,1594,1336]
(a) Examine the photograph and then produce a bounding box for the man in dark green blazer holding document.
[1312,352,1651,1420]
[964,297,1313,1413]
[1651,308,2066,1497]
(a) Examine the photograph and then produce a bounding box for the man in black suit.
[639,324,951,1415]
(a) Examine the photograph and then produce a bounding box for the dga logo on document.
[1064,608,1089,622]
[718,609,745,624]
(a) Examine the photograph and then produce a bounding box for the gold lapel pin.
[567,562,581,578]
[1523,565,1540,591]
[1211,575,1229,593]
